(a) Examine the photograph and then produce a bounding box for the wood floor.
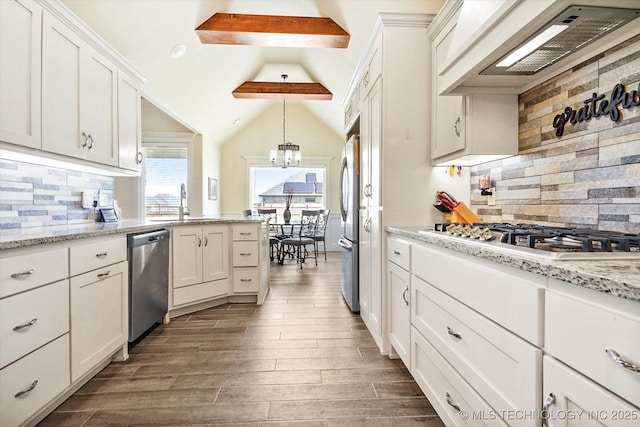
[40,252,444,426]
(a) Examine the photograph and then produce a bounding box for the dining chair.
[278,209,321,269]
[257,208,280,261]
[314,209,330,260]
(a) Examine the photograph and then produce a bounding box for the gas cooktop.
[420,223,640,261]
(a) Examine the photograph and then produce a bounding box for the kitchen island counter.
[388,226,640,302]
[0,216,265,250]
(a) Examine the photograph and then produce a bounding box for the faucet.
[179,183,187,220]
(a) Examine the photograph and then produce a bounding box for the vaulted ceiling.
[61,0,445,145]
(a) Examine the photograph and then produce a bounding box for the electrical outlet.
[488,188,496,206]
[81,191,94,208]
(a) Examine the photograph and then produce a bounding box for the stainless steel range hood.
[482,5,640,76]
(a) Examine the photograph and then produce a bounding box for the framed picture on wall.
[208,178,217,200]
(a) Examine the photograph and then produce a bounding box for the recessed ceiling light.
[170,44,186,58]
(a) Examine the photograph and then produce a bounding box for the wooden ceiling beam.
[196,13,350,48]
[232,81,333,100]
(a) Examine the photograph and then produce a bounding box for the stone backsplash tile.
[471,35,640,233]
[0,160,114,229]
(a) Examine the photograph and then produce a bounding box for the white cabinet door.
[42,11,83,159]
[202,225,229,283]
[117,70,142,171]
[359,207,383,347]
[80,45,118,166]
[359,208,371,321]
[172,226,203,288]
[543,356,640,427]
[359,77,382,207]
[70,262,127,382]
[431,12,465,160]
[388,261,410,366]
[0,0,41,149]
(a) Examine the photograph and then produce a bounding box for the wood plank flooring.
[40,252,444,426]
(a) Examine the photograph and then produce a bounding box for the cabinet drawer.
[0,334,70,427]
[411,327,507,427]
[0,279,69,369]
[173,278,228,306]
[233,267,260,293]
[412,275,541,425]
[0,247,68,298]
[546,290,640,407]
[387,238,411,270]
[70,237,126,276]
[543,356,640,427]
[411,243,545,346]
[233,241,259,266]
[233,224,258,241]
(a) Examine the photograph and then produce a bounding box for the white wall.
[220,102,344,216]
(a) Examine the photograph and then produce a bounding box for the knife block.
[444,202,482,224]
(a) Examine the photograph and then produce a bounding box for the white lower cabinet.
[0,334,70,427]
[543,356,639,427]
[232,224,262,294]
[70,261,127,382]
[387,233,639,427]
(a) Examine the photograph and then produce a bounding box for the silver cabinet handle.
[13,318,38,331]
[204,236,208,247]
[240,253,252,256]
[446,326,462,340]
[137,151,144,164]
[393,250,401,255]
[240,232,251,236]
[454,117,461,137]
[87,133,94,150]
[198,237,202,247]
[14,380,38,398]
[445,392,461,412]
[11,269,35,279]
[605,348,640,373]
[96,252,109,258]
[541,393,555,427]
[240,278,252,282]
[81,131,88,148]
[402,286,409,306]
[97,270,111,278]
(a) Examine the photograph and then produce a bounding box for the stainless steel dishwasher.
[127,229,170,343]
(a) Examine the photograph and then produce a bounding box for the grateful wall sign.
[552,83,640,137]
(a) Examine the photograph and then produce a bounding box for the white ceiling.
[61,0,445,145]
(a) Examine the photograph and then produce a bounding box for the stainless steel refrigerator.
[338,134,359,312]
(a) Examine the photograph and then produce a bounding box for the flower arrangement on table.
[283,189,294,223]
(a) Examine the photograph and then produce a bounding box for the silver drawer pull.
[240,232,251,236]
[605,348,640,373]
[96,252,109,258]
[14,380,38,398]
[402,286,409,306]
[541,393,555,427]
[240,253,252,256]
[13,318,38,331]
[445,392,461,412]
[240,278,252,282]
[393,250,401,255]
[97,270,111,278]
[446,326,462,340]
[11,269,35,279]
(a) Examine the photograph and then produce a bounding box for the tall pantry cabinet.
[346,13,436,352]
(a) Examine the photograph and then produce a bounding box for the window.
[142,144,189,217]
[249,166,326,220]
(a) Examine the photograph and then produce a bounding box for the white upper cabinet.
[42,10,118,166]
[429,2,518,166]
[117,70,142,171]
[0,0,42,149]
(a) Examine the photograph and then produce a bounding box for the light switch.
[82,191,94,208]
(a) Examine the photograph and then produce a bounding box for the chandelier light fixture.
[270,74,301,168]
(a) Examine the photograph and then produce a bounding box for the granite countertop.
[0,216,265,250]
[388,226,640,303]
